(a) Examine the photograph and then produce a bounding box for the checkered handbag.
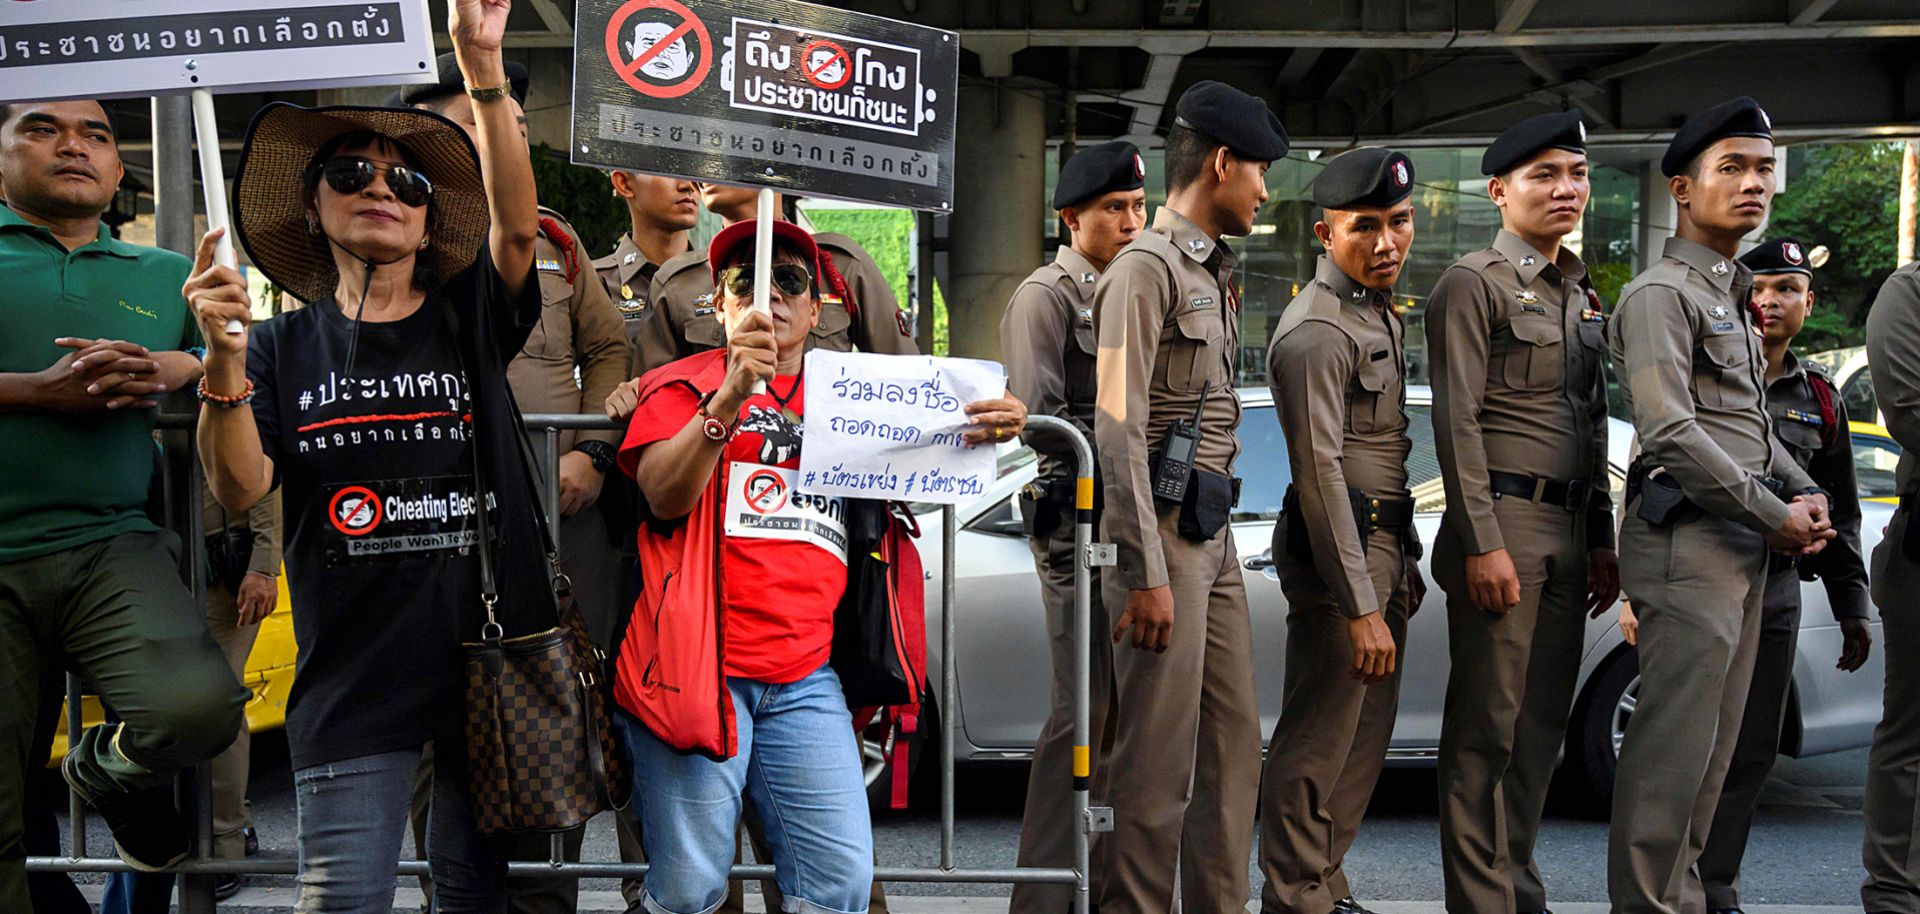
[457,373,629,836]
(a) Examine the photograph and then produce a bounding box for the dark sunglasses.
[718,262,813,299]
[319,157,434,208]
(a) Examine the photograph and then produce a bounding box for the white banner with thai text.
[798,350,1002,505]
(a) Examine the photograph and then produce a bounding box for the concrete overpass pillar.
[947,79,1048,361]
[1637,160,1676,275]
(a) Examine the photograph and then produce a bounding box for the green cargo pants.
[0,529,248,910]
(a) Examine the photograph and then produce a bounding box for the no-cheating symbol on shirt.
[329,486,383,537]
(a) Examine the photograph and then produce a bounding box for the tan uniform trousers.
[1608,511,1766,914]
[1262,523,1411,914]
[1099,504,1261,914]
[1694,568,1801,911]
[1864,507,1920,914]
[204,582,261,860]
[1010,513,1117,914]
[1432,497,1590,914]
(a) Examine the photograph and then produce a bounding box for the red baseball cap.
[707,219,822,286]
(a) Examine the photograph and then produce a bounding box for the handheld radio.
[1151,381,1209,503]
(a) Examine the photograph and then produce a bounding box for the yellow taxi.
[1852,420,1904,505]
[48,572,299,763]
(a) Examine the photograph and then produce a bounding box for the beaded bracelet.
[196,377,255,408]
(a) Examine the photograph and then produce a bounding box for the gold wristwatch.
[466,82,510,102]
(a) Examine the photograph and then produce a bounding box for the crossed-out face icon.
[627,20,694,80]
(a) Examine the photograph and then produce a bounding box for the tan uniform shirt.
[1267,255,1410,619]
[202,485,283,578]
[592,232,693,380]
[1428,230,1613,554]
[1092,207,1243,591]
[1607,236,1814,533]
[1001,245,1100,479]
[1765,352,1869,619]
[1866,261,1920,498]
[643,233,918,377]
[506,207,629,451]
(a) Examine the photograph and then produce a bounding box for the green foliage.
[1587,261,1633,310]
[528,143,628,256]
[805,208,948,355]
[1770,142,1905,342]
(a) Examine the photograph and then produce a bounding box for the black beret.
[1172,80,1290,163]
[1661,96,1772,178]
[1053,141,1145,210]
[1481,110,1587,176]
[1738,238,1815,275]
[1312,147,1415,210]
[390,52,530,108]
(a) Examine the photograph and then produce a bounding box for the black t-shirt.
[248,252,548,770]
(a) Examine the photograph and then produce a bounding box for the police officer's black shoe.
[1521,909,1555,914]
[243,825,259,856]
[214,873,244,900]
[1330,897,1378,914]
[61,754,190,872]
[1708,909,1746,914]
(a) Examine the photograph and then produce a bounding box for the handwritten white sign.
[798,350,1004,505]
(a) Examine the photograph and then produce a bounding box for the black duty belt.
[1489,470,1590,512]
[1767,552,1801,575]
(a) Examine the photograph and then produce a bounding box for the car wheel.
[860,694,936,812]
[1572,646,1640,806]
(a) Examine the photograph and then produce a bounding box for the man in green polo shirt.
[0,98,248,908]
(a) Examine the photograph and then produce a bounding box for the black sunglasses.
[718,262,813,299]
[319,156,434,208]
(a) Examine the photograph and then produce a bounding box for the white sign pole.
[750,186,775,394]
[190,89,244,335]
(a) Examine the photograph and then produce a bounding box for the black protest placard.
[572,0,958,212]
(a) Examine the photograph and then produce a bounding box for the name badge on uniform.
[535,257,563,273]
[1785,408,1824,427]
[1520,304,1547,315]
[693,306,717,318]
[1711,321,1737,333]
[693,292,716,317]
[1189,296,1214,310]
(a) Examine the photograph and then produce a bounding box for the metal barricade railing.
[29,411,1102,914]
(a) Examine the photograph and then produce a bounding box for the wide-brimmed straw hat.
[232,103,487,305]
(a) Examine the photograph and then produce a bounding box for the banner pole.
[190,89,243,335]
[751,187,775,394]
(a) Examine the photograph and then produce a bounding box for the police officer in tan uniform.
[1863,256,1920,914]
[594,171,700,379]
[1425,112,1617,914]
[398,56,630,914]
[1605,97,1833,914]
[1684,238,1873,914]
[637,186,917,377]
[1093,80,1287,914]
[1262,147,1423,914]
[1000,140,1146,914]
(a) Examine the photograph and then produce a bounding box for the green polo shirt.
[0,203,198,564]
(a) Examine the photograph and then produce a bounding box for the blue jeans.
[293,744,505,914]
[617,664,873,914]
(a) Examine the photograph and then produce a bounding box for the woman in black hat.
[185,1,544,910]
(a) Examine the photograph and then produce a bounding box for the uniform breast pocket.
[1157,305,1223,394]
[521,273,575,359]
[1696,335,1759,410]
[683,307,727,351]
[1774,416,1823,457]
[1066,325,1098,401]
[1348,354,1399,435]
[809,299,853,350]
[1499,314,1564,392]
[1572,320,1607,387]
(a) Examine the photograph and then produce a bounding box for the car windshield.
[1855,432,1903,499]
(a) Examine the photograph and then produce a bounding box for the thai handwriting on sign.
[797,350,1003,506]
[725,19,926,136]
[0,4,407,67]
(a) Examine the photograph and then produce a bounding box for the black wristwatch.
[574,439,617,474]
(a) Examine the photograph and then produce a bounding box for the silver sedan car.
[910,386,1888,801]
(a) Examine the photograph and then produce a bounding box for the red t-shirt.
[624,360,847,683]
